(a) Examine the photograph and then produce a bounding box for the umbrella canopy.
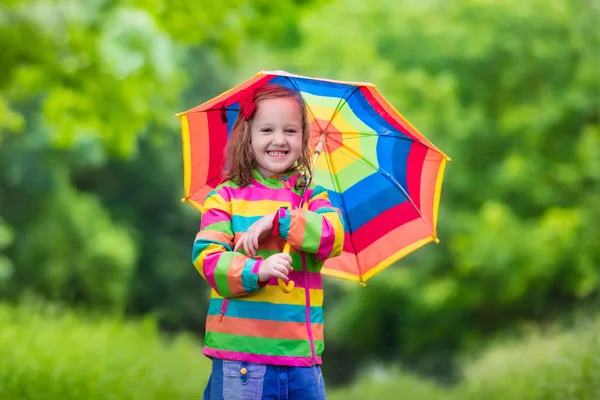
[177,70,450,285]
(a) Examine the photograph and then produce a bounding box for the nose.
[272,130,287,145]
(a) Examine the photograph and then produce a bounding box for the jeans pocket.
[222,360,267,400]
[314,365,327,400]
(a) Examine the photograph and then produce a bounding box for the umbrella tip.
[434,237,440,244]
[181,197,187,203]
[360,281,366,288]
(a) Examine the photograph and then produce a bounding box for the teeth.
[268,151,288,156]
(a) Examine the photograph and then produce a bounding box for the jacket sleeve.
[273,185,344,261]
[192,189,264,298]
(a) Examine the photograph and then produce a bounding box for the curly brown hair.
[223,84,312,187]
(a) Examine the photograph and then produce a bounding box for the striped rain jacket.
[192,169,344,366]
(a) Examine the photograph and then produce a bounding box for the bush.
[0,302,210,399]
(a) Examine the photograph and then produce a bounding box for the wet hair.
[223,84,311,187]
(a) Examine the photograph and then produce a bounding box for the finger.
[253,232,259,251]
[270,270,289,281]
[273,263,291,276]
[245,234,253,256]
[234,235,244,252]
[276,254,292,267]
[274,253,292,264]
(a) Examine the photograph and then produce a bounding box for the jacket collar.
[251,168,301,190]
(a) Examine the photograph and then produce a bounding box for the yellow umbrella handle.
[278,242,295,294]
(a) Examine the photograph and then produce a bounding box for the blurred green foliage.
[1,302,599,399]
[1,0,599,392]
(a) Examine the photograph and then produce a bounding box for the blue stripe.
[324,191,349,232]
[192,238,232,263]
[231,215,262,233]
[315,207,337,216]
[346,91,412,140]
[341,174,410,230]
[241,259,259,292]
[269,76,353,98]
[208,298,324,324]
[278,210,290,240]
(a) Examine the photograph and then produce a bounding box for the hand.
[258,253,293,282]
[234,213,275,256]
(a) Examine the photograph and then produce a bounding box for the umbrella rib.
[321,86,362,134]
[326,136,436,237]
[282,76,327,136]
[322,140,362,277]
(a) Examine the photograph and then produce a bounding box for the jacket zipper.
[302,252,317,364]
[219,298,230,322]
[280,175,317,364]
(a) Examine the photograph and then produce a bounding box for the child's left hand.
[234,213,275,256]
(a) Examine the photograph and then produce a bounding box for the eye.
[285,129,298,134]
[260,128,273,133]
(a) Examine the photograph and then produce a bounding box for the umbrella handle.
[277,242,295,294]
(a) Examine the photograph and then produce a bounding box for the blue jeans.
[203,358,327,400]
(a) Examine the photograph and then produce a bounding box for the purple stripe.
[264,270,323,289]
[316,217,335,260]
[229,186,302,203]
[200,209,231,229]
[202,253,220,293]
[203,347,322,367]
[308,198,329,212]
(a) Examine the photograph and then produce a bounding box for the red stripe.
[351,201,419,253]
[221,75,275,108]
[406,142,427,210]
[187,112,210,192]
[360,87,421,143]
[206,110,228,188]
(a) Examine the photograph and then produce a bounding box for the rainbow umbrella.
[177,70,450,287]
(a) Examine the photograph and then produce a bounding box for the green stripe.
[206,332,324,357]
[204,221,233,236]
[214,253,235,297]
[303,212,323,252]
[254,249,322,272]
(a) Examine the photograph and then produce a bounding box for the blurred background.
[1,0,599,398]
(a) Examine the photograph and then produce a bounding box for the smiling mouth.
[266,151,289,158]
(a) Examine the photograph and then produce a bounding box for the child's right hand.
[258,253,293,283]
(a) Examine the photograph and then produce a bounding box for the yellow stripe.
[433,157,447,234]
[362,236,433,282]
[229,199,290,216]
[210,286,324,306]
[193,245,226,279]
[180,114,192,199]
[188,198,205,213]
[204,193,230,212]
[320,268,361,283]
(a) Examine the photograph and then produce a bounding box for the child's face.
[250,97,303,178]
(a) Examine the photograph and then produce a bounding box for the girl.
[192,84,344,400]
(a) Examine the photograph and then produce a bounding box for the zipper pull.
[219,298,230,322]
[279,175,292,189]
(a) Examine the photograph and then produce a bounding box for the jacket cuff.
[273,207,290,240]
[242,258,265,292]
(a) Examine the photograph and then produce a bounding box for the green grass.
[330,317,600,400]
[0,302,210,399]
[1,302,599,399]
